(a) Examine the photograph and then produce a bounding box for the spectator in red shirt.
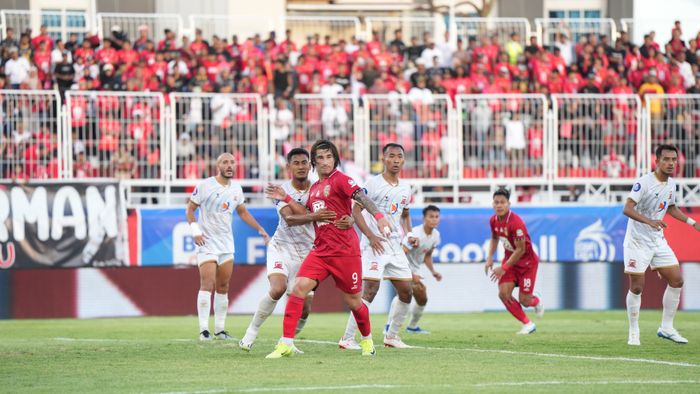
[157,28,178,52]
[31,25,53,51]
[96,39,118,65]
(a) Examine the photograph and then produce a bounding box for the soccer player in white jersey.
[384,205,442,334]
[186,153,270,341]
[339,143,418,349]
[239,148,354,351]
[623,144,699,346]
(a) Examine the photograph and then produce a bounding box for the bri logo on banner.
[574,219,616,262]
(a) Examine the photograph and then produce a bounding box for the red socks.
[282,295,305,338]
[351,303,372,337]
[504,298,530,324]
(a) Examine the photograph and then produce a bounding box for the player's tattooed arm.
[623,198,667,231]
[352,202,385,255]
[352,189,393,235]
[186,200,205,246]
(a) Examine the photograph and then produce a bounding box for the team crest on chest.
[323,185,331,197]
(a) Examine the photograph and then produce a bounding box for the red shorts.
[297,250,363,294]
[498,260,538,295]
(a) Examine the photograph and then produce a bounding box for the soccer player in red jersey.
[485,188,544,334]
[265,140,392,358]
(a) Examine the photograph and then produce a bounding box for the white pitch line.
[50,337,700,369]
[157,380,700,394]
[295,339,700,368]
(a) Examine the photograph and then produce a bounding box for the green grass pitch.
[1,311,699,393]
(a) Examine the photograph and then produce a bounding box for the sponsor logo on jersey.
[574,219,616,262]
[632,183,641,192]
[369,262,379,271]
[516,229,524,237]
[274,261,283,270]
[312,200,326,212]
[323,185,331,197]
[390,202,398,214]
[222,201,230,210]
[627,259,637,268]
[657,201,667,212]
[348,179,356,187]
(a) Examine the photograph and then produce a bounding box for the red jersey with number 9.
[306,168,361,256]
[489,211,538,267]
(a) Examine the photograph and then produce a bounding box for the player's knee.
[215,283,229,294]
[269,284,287,300]
[519,294,532,307]
[629,285,643,295]
[498,292,511,303]
[199,280,215,293]
[416,295,427,306]
[397,287,413,303]
[670,277,684,288]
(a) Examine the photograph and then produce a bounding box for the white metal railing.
[535,18,617,50]
[551,94,643,181]
[454,17,530,48]
[169,93,267,183]
[645,94,700,180]
[366,16,446,47]
[456,94,548,183]
[0,90,63,179]
[2,90,699,205]
[65,91,166,180]
[188,15,275,42]
[283,16,361,44]
[96,13,183,46]
[364,93,454,180]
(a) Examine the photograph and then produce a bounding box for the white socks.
[661,286,682,330]
[626,290,641,333]
[214,292,229,333]
[387,298,410,338]
[197,290,212,332]
[408,304,426,329]
[343,299,370,340]
[245,293,279,339]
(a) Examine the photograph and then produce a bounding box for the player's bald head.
[217,153,235,165]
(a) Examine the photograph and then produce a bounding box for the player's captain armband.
[688,217,697,226]
[190,222,203,237]
[283,195,293,204]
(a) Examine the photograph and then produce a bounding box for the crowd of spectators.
[1,20,699,182]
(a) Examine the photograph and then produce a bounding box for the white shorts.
[361,240,413,281]
[266,240,310,290]
[197,252,234,266]
[624,242,679,275]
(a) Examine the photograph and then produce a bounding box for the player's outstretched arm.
[236,204,271,244]
[186,200,205,247]
[352,189,393,235]
[279,205,337,227]
[265,184,307,215]
[667,204,700,231]
[423,249,442,281]
[623,198,667,231]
